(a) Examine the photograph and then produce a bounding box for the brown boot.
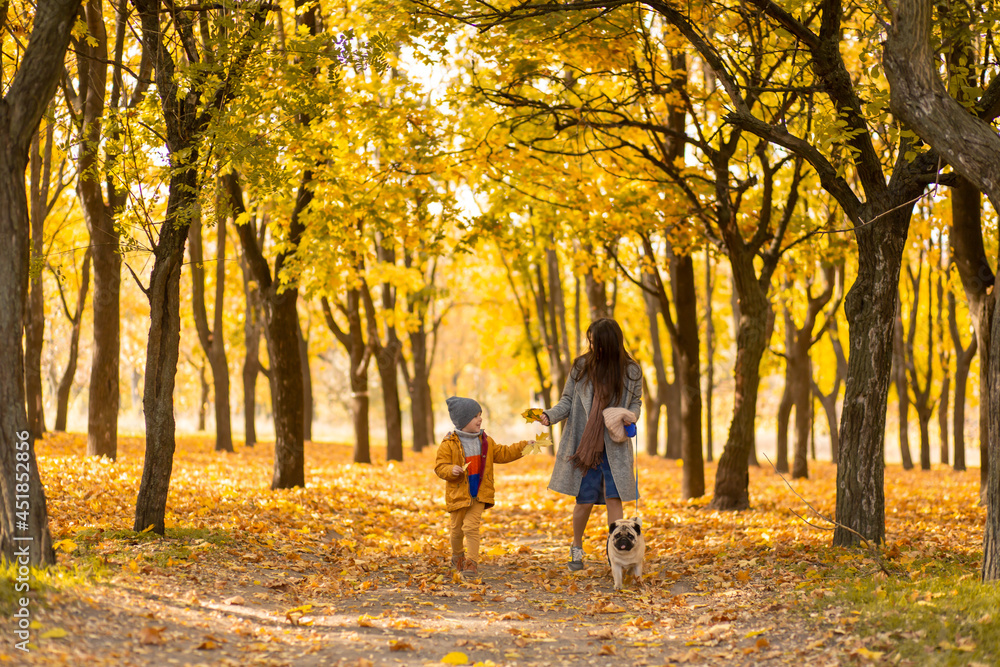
[451,554,466,571]
[461,559,479,580]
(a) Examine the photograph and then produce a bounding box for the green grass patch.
[818,550,1000,665]
[1,558,112,616]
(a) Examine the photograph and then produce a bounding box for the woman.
[541,318,642,571]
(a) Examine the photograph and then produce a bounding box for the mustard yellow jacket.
[434,432,528,512]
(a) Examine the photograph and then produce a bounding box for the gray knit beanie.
[447,396,482,431]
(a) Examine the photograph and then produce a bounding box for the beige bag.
[603,407,638,443]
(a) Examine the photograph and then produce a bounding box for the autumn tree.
[132,0,270,533]
[50,248,92,432]
[188,194,234,453]
[25,110,73,441]
[776,264,837,479]
[883,0,1000,578]
[0,0,84,566]
[73,0,146,460]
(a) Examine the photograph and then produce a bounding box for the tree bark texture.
[834,207,911,547]
[0,0,83,567]
[671,252,705,499]
[948,177,992,490]
[188,215,233,452]
[79,0,122,461]
[884,0,1000,211]
[134,0,272,531]
[228,167,306,488]
[133,167,195,535]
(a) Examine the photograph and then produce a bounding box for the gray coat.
[545,363,642,503]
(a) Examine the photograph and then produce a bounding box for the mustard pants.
[449,500,486,562]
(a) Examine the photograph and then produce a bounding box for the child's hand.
[451,465,463,478]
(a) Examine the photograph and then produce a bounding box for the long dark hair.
[571,318,641,403]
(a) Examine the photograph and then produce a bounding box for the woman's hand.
[539,413,550,427]
[451,465,464,478]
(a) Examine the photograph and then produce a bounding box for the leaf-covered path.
[2,433,987,665]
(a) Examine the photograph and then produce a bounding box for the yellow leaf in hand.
[462,461,471,471]
[521,408,545,423]
[536,431,552,444]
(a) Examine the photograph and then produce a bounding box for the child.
[434,396,532,580]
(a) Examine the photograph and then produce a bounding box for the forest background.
[3,0,1000,662]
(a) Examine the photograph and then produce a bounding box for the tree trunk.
[776,306,794,474]
[641,269,666,457]
[938,271,950,466]
[197,361,209,432]
[229,166,308,487]
[267,285,305,486]
[55,252,91,431]
[950,290,976,472]
[584,244,608,321]
[893,306,914,470]
[408,326,433,452]
[362,276,403,462]
[25,131,49,441]
[791,358,813,480]
[904,261,933,471]
[705,253,715,462]
[664,349,682,459]
[642,376,660,456]
[710,281,769,510]
[813,381,840,463]
[775,382,792,474]
[883,0,1000,571]
[298,318,313,442]
[134,0,271,529]
[239,241,265,447]
[134,161,195,534]
[0,0,85,566]
[188,214,233,452]
[79,0,121,461]
[671,252,705,499]
[938,374,950,466]
[230,170,313,489]
[323,291,370,464]
[948,177,992,492]
[834,207,911,547]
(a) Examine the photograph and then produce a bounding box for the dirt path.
[6,533,860,666]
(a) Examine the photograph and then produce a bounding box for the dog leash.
[625,421,640,518]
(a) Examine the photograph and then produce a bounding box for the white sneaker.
[569,545,585,571]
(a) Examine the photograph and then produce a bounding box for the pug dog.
[606,517,645,590]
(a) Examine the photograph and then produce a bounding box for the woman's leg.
[572,503,594,547]
[606,497,623,525]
